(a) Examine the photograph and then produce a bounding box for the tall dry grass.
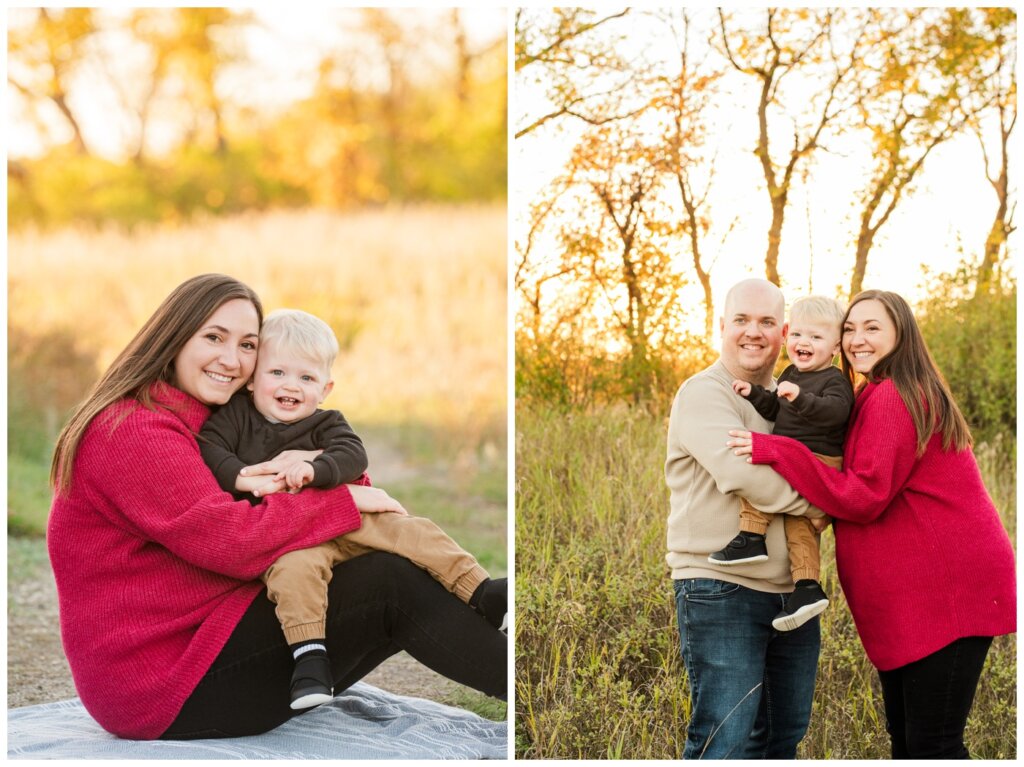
[515,404,1017,760]
[9,205,507,443]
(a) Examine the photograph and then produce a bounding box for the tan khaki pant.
[262,512,489,644]
[739,453,843,583]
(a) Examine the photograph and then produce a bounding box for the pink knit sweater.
[751,379,1015,671]
[47,383,363,739]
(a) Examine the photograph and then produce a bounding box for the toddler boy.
[199,309,507,710]
[709,295,854,631]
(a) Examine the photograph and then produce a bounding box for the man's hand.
[776,381,801,402]
[731,379,752,397]
[346,484,409,516]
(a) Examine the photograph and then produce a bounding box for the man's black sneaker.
[290,652,333,710]
[772,580,829,632]
[708,532,769,565]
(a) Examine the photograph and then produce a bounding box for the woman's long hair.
[841,289,971,456]
[50,274,263,495]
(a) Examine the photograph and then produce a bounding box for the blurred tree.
[449,9,504,108]
[8,8,97,155]
[717,8,867,285]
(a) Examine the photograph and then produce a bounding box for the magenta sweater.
[751,379,1015,671]
[47,383,363,739]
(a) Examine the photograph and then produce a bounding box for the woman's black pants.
[877,635,993,759]
[162,552,506,739]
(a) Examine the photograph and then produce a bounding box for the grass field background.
[8,204,508,719]
[514,404,1016,759]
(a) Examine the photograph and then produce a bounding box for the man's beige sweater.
[666,360,822,592]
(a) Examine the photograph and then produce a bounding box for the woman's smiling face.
[171,299,260,405]
[842,298,897,376]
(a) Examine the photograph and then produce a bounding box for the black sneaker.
[708,532,768,565]
[290,652,333,710]
[772,580,829,632]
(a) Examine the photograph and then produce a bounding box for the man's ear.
[781,321,789,339]
[320,380,334,402]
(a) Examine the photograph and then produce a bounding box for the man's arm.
[669,374,823,517]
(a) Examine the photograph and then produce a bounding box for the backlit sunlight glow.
[514,8,1016,346]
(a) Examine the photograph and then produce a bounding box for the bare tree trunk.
[850,228,874,298]
[51,92,89,155]
[765,195,785,286]
[976,117,1013,296]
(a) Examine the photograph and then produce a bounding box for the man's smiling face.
[719,281,786,384]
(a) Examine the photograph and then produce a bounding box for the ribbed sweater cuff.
[334,486,363,535]
[750,432,776,465]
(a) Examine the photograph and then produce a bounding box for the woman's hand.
[727,430,754,461]
[235,472,288,498]
[346,484,408,516]
[240,449,323,479]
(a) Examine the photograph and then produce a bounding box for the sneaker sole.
[290,691,333,710]
[708,554,769,566]
[772,599,829,632]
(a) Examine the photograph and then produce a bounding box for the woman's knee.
[331,551,427,597]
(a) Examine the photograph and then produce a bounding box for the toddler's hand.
[241,449,323,478]
[810,515,832,533]
[731,379,752,397]
[777,382,800,401]
[278,462,315,491]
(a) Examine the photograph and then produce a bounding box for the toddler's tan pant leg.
[784,452,843,583]
[343,512,489,603]
[262,542,341,645]
[783,516,820,583]
[738,498,770,535]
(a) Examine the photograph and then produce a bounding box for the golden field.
[9,204,507,438]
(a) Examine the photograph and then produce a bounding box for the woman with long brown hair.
[727,289,1015,759]
[48,273,505,740]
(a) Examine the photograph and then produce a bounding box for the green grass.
[7,454,52,537]
[515,403,1016,759]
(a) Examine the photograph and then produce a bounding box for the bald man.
[666,278,824,759]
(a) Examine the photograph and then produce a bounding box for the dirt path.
[7,432,462,711]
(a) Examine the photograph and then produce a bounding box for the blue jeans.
[674,578,820,759]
